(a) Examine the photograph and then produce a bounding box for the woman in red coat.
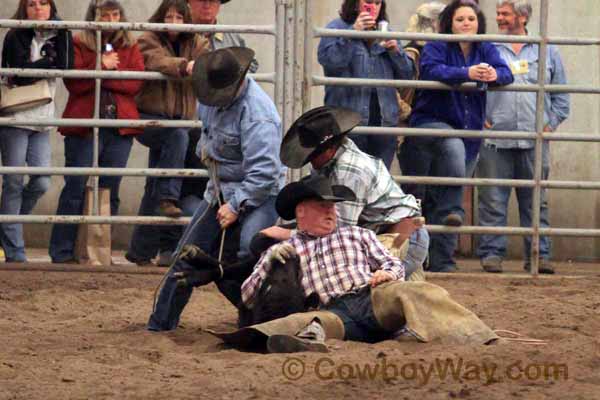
[49,0,144,263]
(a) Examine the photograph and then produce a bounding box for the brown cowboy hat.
[280,106,361,169]
[275,174,356,221]
[192,47,255,107]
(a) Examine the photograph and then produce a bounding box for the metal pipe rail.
[0,68,276,83]
[313,27,600,46]
[0,166,208,178]
[0,117,203,129]
[0,19,276,35]
[0,215,190,225]
[0,213,598,238]
[312,76,600,94]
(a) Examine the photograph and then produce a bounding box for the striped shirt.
[241,226,405,307]
[313,139,421,231]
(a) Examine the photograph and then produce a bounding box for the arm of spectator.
[63,41,96,95]
[387,44,415,80]
[317,20,356,72]
[55,29,75,70]
[546,46,570,131]
[419,42,470,85]
[484,43,514,87]
[138,32,189,77]
[101,44,145,96]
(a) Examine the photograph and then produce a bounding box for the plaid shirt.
[313,139,421,231]
[241,226,405,307]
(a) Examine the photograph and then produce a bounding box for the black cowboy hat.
[275,174,356,221]
[280,106,361,168]
[192,47,255,107]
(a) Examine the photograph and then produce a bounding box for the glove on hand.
[268,242,296,265]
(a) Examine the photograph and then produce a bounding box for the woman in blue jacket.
[399,0,513,273]
[317,0,414,170]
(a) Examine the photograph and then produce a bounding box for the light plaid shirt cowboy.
[241,226,405,307]
[313,139,421,232]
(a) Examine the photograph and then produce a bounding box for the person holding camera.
[48,0,144,263]
[0,0,73,263]
[398,0,513,273]
[317,0,414,170]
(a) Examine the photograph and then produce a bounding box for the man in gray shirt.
[187,0,259,72]
[477,0,569,274]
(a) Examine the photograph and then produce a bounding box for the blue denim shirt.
[485,42,569,149]
[410,41,514,160]
[196,77,286,213]
[317,18,415,127]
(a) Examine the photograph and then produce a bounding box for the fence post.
[530,0,550,276]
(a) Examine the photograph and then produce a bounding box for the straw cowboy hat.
[280,106,361,168]
[275,174,356,221]
[191,46,255,107]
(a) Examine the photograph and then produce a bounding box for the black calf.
[174,233,317,327]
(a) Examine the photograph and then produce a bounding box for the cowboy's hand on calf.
[370,270,395,288]
[179,244,202,261]
[268,242,296,265]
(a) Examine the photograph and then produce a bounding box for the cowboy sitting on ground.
[216,174,497,353]
[263,106,429,281]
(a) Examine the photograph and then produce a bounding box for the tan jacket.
[136,31,208,120]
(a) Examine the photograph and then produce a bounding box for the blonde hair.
[406,1,446,45]
[78,0,136,51]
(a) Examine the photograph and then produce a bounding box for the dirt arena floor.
[1,256,599,400]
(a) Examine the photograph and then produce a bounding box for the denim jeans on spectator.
[136,113,189,201]
[127,118,192,263]
[147,196,278,331]
[398,122,473,271]
[49,129,133,262]
[0,127,51,262]
[476,143,551,261]
[404,227,430,279]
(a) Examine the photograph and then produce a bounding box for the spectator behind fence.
[0,0,73,263]
[124,0,209,266]
[395,1,446,127]
[398,0,513,273]
[477,0,569,275]
[147,47,285,331]
[317,0,414,170]
[187,0,259,72]
[48,0,144,264]
[144,0,257,266]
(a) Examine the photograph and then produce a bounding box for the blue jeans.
[398,122,474,271]
[476,143,551,261]
[136,113,189,201]
[147,196,279,331]
[49,129,133,262]
[0,127,51,262]
[325,287,390,343]
[404,227,430,279]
